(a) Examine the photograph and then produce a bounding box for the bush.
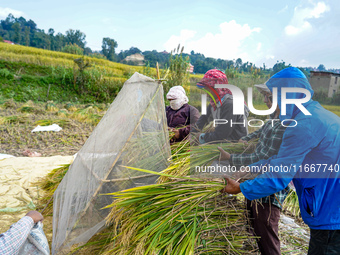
[88,53,107,60]
[0,68,14,79]
[62,43,84,55]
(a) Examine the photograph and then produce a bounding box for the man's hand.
[220,178,241,194]
[26,211,43,223]
[217,147,230,160]
[238,139,248,145]
[173,129,180,139]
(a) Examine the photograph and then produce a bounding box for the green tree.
[24,26,30,46]
[65,29,86,48]
[235,58,242,68]
[102,37,117,61]
[12,22,20,44]
[271,61,291,75]
[317,64,326,71]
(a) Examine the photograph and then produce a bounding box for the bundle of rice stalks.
[0,115,28,124]
[45,101,58,112]
[159,140,258,183]
[158,140,190,183]
[189,141,257,169]
[69,108,103,125]
[17,105,35,113]
[104,170,256,255]
[283,189,301,218]
[35,164,70,213]
[57,109,69,118]
[34,118,71,128]
[2,98,16,109]
[64,102,78,112]
[121,131,170,172]
[81,105,100,114]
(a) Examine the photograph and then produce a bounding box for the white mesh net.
[52,73,171,254]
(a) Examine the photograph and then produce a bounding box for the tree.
[102,37,117,61]
[317,64,326,71]
[235,58,242,68]
[12,22,20,44]
[272,61,291,75]
[65,29,86,49]
[84,47,92,55]
[24,26,30,46]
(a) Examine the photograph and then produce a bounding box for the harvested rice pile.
[104,174,257,254]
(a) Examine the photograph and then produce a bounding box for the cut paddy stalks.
[103,168,256,255]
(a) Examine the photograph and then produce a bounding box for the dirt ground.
[0,101,100,157]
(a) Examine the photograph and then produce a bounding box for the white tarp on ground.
[52,73,171,254]
[0,156,73,233]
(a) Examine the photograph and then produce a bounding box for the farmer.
[0,211,44,254]
[192,69,249,144]
[222,67,340,254]
[166,85,200,143]
[218,83,289,255]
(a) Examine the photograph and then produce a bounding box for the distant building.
[123,53,144,66]
[3,40,14,45]
[310,71,340,98]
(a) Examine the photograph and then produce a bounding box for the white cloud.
[284,1,330,36]
[164,20,261,60]
[0,7,25,19]
[163,29,196,51]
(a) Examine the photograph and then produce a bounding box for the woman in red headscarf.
[193,69,249,143]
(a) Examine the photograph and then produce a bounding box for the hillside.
[0,42,150,103]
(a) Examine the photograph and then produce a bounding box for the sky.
[1,0,339,69]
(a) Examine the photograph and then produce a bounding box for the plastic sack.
[18,222,50,255]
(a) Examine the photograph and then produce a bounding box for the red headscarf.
[197,69,231,110]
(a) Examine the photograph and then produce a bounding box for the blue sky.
[1,0,339,68]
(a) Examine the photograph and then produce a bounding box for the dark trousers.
[308,229,340,255]
[247,199,281,255]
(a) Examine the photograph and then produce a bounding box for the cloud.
[284,1,330,36]
[0,7,25,19]
[163,29,196,51]
[164,20,261,60]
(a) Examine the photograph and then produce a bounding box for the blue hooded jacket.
[240,67,340,230]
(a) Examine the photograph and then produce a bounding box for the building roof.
[3,40,14,45]
[310,71,340,77]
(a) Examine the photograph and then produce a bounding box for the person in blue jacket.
[221,67,340,254]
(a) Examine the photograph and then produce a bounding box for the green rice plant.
[104,169,255,255]
[283,189,301,218]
